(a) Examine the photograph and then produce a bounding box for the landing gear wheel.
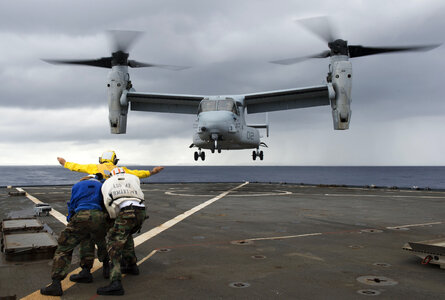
[252,151,257,161]
[194,152,199,161]
[200,151,205,161]
[259,151,264,160]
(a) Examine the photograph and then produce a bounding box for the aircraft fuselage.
[192,97,261,151]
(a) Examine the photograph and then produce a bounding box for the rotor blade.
[108,30,143,53]
[128,60,190,70]
[42,57,112,68]
[296,16,337,43]
[270,50,331,65]
[348,44,441,58]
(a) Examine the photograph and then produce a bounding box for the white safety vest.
[101,173,145,219]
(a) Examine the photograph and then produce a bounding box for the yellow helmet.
[99,150,119,165]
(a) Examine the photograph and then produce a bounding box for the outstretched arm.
[57,157,66,166]
[150,166,164,175]
[58,157,100,175]
[123,166,165,178]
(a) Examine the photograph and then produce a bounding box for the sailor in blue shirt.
[67,174,104,221]
[41,174,110,296]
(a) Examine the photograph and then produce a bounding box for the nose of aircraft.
[197,111,234,139]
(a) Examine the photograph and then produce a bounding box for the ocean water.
[1,166,445,190]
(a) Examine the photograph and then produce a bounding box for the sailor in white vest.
[98,167,149,296]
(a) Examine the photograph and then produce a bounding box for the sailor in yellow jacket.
[57,150,163,282]
[57,150,164,179]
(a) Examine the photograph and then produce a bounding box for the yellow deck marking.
[136,249,158,266]
[20,182,249,299]
[16,187,67,225]
[21,259,102,300]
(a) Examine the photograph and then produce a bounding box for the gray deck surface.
[1,183,445,299]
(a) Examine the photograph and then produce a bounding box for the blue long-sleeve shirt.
[67,178,104,221]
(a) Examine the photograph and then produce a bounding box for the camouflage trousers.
[107,207,146,281]
[51,210,108,280]
[78,218,113,269]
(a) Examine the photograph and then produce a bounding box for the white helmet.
[111,167,125,176]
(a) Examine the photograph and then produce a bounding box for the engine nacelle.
[330,56,352,130]
[107,67,129,134]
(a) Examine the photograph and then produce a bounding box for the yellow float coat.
[64,161,151,179]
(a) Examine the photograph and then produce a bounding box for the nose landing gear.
[194,149,205,161]
[210,134,222,154]
[252,149,264,161]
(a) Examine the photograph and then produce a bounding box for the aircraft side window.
[232,104,239,115]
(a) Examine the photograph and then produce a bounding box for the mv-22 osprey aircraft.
[44,17,439,161]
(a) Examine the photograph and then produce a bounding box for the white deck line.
[386,221,443,229]
[134,182,249,246]
[16,188,67,225]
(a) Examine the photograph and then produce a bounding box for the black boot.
[97,280,125,296]
[124,263,139,275]
[40,279,63,296]
[69,268,93,283]
[103,259,110,279]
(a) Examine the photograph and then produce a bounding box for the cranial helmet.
[111,167,125,176]
[99,150,119,165]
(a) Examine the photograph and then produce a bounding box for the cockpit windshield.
[198,99,239,115]
[198,100,217,113]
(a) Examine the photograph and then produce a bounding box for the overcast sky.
[1,0,444,166]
